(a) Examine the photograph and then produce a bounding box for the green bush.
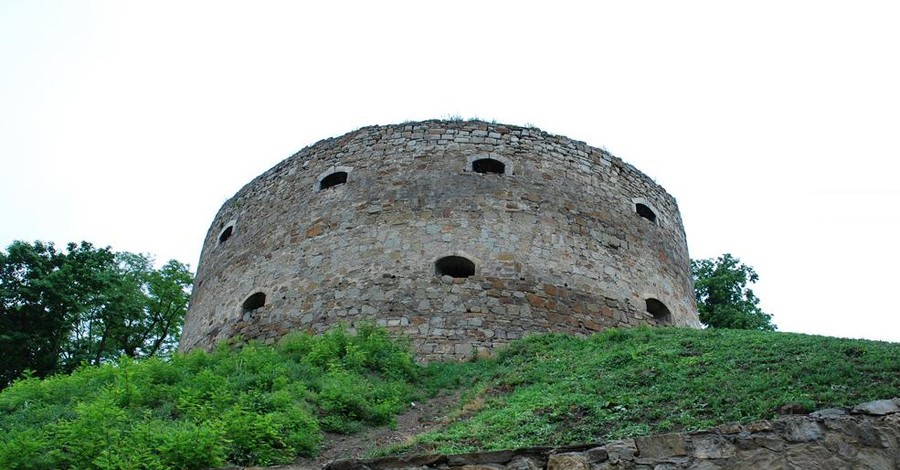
[0,325,423,469]
[153,421,227,470]
[3,325,898,467]
[0,428,57,470]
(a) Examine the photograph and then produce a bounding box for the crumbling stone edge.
[324,398,900,470]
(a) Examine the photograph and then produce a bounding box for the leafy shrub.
[0,428,56,470]
[151,420,227,470]
[55,397,130,468]
[4,325,898,467]
[0,325,423,469]
[301,324,417,379]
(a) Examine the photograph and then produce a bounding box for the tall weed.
[0,325,422,469]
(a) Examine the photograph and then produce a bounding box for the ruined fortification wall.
[181,120,700,360]
[326,399,900,470]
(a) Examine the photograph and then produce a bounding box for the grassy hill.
[408,327,900,455]
[1,326,898,469]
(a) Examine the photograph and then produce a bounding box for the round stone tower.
[181,120,700,360]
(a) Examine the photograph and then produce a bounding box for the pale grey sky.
[2,1,899,341]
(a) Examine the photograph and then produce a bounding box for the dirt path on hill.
[243,390,463,470]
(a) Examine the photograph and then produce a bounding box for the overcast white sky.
[2,1,898,342]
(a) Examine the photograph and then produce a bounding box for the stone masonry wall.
[326,399,900,470]
[181,120,701,360]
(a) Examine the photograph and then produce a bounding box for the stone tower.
[180,120,700,360]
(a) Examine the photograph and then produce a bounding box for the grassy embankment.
[1,326,898,469]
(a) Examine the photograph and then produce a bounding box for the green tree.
[0,241,74,385]
[691,253,776,331]
[110,253,193,359]
[0,241,192,388]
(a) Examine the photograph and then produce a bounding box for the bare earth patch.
[241,390,462,470]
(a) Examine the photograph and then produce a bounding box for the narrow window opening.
[645,298,671,324]
[320,171,348,190]
[218,225,234,244]
[636,203,657,224]
[242,292,266,313]
[435,256,475,278]
[472,158,505,175]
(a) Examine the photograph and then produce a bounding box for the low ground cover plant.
[0,324,418,469]
[2,325,898,468]
[413,327,900,454]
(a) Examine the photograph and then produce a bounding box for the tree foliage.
[0,240,192,388]
[691,253,775,331]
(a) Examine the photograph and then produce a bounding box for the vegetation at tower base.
[691,253,776,331]
[2,326,899,469]
[0,240,192,389]
[0,325,418,469]
[398,327,899,455]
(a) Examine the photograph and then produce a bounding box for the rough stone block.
[506,455,542,470]
[583,446,609,463]
[605,439,637,463]
[455,343,473,356]
[811,408,848,420]
[852,399,900,416]
[547,453,588,470]
[634,433,687,458]
[691,434,736,459]
[781,419,823,443]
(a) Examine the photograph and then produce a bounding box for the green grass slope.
[0,325,420,469]
[1,326,898,469]
[414,327,900,454]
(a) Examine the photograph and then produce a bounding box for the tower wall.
[181,120,700,360]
